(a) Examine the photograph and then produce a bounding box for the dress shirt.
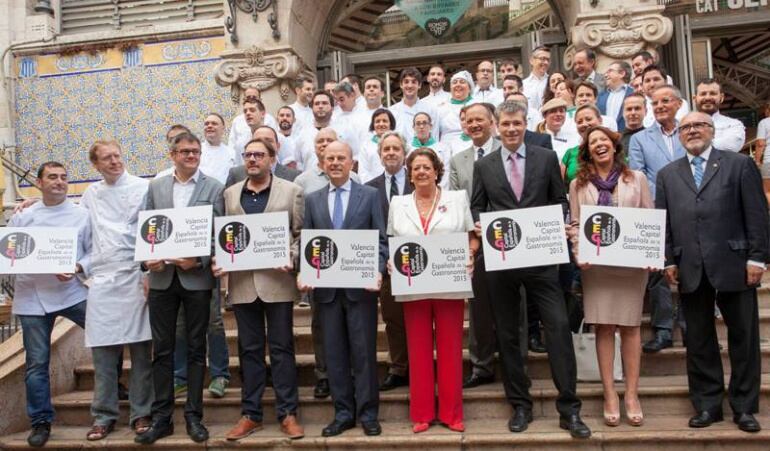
[643,98,690,128]
[327,179,353,222]
[330,110,368,158]
[711,111,746,153]
[9,200,91,316]
[501,143,526,185]
[384,167,407,202]
[295,165,361,194]
[657,122,679,157]
[228,113,279,154]
[200,141,236,185]
[685,146,763,269]
[601,115,619,132]
[523,72,548,112]
[548,126,581,161]
[605,84,628,121]
[473,85,504,106]
[527,108,543,132]
[289,101,314,132]
[240,176,271,214]
[421,89,451,108]
[473,136,496,161]
[172,169,201,208]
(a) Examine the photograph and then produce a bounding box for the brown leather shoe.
[280,415,305,439]
[225,416,263,441]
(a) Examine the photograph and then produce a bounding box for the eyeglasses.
[174,149,201,157]
[678,122,714,133]
[242,151,268,160]
[533,56,551,62]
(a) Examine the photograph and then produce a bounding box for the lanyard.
[415,190,440,235]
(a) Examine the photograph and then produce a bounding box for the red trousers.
[403,299,464,425]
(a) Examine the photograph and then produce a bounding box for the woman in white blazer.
[387,147,479,434]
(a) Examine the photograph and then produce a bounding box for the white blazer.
[387,189,475,302]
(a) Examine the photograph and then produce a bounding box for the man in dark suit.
[657,112,768,433]
[365,131,412,391]
[137,132,224,444]
[300,141,387,437]
[470,101,589,439]
[506,92,553,150]
[226,126,300,188]
[597,61,634,132]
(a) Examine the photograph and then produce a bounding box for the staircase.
[2,282,770,450]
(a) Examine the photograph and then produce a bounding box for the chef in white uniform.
[79,140,153,438]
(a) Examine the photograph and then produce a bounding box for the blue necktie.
[332,188,344,229]
[691,156,705,188]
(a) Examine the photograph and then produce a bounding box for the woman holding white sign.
[568,125,653,428]
[387,148,479,434]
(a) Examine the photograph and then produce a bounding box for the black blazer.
[303,181,388,303]
[470,144,568,221]
[525,130,553,150]
[656,148,768,293]
[365,171,414,221]
[225,163,300,188]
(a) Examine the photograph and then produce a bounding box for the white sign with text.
[214,212,290,271]
[299,229,380,289]
[134,205,213,261]
[389,233,471,296]
[0,227,79,274]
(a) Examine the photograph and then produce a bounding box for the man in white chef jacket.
[10,162,91,448]
[79,140,154,440]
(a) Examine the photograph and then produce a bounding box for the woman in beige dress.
[568,125,653,428]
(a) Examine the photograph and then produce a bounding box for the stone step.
[50,375,770,427]
[4,415,770,450]
[75,343,770,390]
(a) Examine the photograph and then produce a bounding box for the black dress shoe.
[508,407,533,433]
[314,379,330,399]
[733,413,761,432]
[559,414,591,439]
[322,419,356,437]
[642,335,673,353]
[134,421,174,444]
[528,335,547,353]
[688,410,723,428]
[379,374,408,391]
[463,373,494,389]
[186,420,209,443]
[27,423,50,447]
[362,420,382,436]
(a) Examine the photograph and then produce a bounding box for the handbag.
[572,320,623,382]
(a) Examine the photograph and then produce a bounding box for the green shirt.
[562,145,580,186]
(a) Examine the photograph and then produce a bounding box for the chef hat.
[450,70,475,92]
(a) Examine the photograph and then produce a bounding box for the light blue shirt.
[9,200,91,316]
[327,178,353,223]
[384,167,407,202]
[501,143,527,185]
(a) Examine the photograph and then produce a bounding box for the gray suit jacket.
[656,148,768,293]
[145,172,224,291]
[226,163,300,188]
[449,138,503,196]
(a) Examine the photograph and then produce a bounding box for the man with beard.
[289,77,316,133]
[295,91,339,171]
[228,88,278,154]
[226,126,300,187]
[276,106,300,167]
[421,65,450,108]
[390,67,441,145]
[692,78,745,152]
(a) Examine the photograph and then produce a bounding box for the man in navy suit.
[598,61,634,132]
[300,141,388,437]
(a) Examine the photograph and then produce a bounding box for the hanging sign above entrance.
[396,0,473,39]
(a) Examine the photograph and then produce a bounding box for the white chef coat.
[200,141,236,185]
[80,171,151,347]
[473,86,505,106]
[421,90,451,109]
[390,98,441,145]
[523,72,548,112]
[711,111,746,152]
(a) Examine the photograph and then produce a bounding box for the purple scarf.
[590,169,620,206]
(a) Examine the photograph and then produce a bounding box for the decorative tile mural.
[13,37,237,192]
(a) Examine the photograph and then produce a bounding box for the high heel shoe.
[625,396,644,427]
[412,422,430,433]
[604,392,621,427]
[446,422,465,432]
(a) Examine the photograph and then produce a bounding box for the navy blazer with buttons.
[597,85,634,132]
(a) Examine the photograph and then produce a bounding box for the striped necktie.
[691,156,704,188]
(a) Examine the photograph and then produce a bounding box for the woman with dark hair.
[542,71,568,106]
[358,108,397,182]
[561,104,603,185]
[567,125,652,428]
[387,147,479,434]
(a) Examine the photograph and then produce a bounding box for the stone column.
[553,0,674,71]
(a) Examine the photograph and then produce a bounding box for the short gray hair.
[379,131,407,154]
[495,100,529,123]
[332,82,355,96]
[652,84,682,100]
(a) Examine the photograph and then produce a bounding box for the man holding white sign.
[137,132,224,445]
[212,137,306,441]
[299,141,386,437]
[9,162,90,448]
[470,101,589,438]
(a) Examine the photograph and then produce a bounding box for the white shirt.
[436,97,478,142]
[384,167,407,202]
[601,115,619,132]
[656,121,679,157]
[390,98,441,145]
[331,109,369,158]
[327,179,353,223]
[421,89,451,109]
[605,84,628,121]
[711,111,746,153]
[277,133,299,165]
[548,126,581,161]
[9,200,91,316]
[643,98,690,128]
[758,117,770,163]
[523,72,548,112]
[473,85,504,106]
[228,113,278,153]
[527,108,543,132]
[199,141,236,185]
[358,134,385,183]
[289,101,314,133]
[172,169,200,208]
[472,136,496,161]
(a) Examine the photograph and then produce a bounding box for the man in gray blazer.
[226,125,300,188]
[137,132,224,445]
[572,48,606,94]
[300,141,387,437]
[657,112,768,433]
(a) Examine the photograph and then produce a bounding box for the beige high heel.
[625,396,644,427]
[604,392,621,427]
